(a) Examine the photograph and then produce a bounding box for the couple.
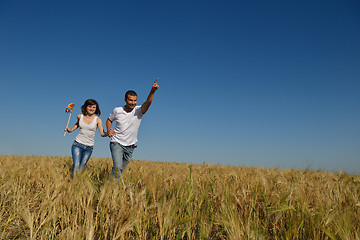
[65,79,159,178]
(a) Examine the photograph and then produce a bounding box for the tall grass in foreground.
[0,156,359,239]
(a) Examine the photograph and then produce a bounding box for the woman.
[65,99,107,175]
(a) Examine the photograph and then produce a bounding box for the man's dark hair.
[81,99,101,116]
[125,90,137,100]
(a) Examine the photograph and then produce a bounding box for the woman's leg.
[79,145,93,171]
[71,142,83,176]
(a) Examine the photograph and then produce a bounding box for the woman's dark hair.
[81,99,101,116]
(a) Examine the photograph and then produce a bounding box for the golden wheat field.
[0,155,359,239]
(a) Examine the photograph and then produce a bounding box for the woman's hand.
[65,126,72,133]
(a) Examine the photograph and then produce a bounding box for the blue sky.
[1,0,359,174]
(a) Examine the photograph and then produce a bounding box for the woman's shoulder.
[77,114,82,119]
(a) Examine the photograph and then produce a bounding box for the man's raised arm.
[141,78,159,114]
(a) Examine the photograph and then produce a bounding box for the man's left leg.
[122,146,134,172]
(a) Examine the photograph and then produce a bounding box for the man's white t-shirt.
[108,105,143,146]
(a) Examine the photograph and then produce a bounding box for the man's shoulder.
[113,106,124,112]
[135,105,143,114]
[109,107,124,118]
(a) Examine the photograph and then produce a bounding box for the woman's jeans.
[110,142,134,179]
[71,141,93,175]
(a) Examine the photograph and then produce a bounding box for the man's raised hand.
[152,78,159,92]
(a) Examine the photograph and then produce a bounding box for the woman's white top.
[75,114,98,146]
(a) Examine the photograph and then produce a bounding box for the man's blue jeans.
[71,141,93,175]
[110,142,134,179]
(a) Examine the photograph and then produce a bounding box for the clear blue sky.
[1,0,359,174]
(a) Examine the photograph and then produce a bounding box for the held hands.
[101,131,109,137]
[108,129,115,138]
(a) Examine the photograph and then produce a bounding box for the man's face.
[125,95,137,110]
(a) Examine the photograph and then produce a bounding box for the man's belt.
[124,144,137,149]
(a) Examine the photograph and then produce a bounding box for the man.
[106,79,159,178]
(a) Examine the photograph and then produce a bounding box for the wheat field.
[0,155,359,239]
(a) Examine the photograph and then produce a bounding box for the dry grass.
[0,155,359,239]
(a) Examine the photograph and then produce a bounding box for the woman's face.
[86,104,97,115]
